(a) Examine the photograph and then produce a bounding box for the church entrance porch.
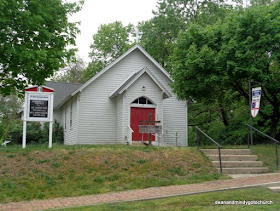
[130,107,156,141]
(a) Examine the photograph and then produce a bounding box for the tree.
[139,0,232,71]
[81,59,104,82]
[171,2,280,138]
[52,57,85,84]
[0,0,83,96]
[89,21,134,66]
[0,95,22,139]
[85,21,134,81]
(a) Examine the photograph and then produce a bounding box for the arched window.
[132,97,153,105]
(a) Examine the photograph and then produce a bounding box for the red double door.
[130,107,156,141]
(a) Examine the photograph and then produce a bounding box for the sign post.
[139,113,161,146]
[23,86,54,148]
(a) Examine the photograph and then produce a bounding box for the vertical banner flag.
[251,87,261,118]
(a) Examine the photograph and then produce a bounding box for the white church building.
[46,44,188,146]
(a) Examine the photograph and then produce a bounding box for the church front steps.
[221,167,269,174]
[201,149,252,155]
[207,155,258,161]
[211,161,264,168]
[268,186,280,193]
[201,149,269,175]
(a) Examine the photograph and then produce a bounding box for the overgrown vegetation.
[0,145,227,203]
[1,120,64,145]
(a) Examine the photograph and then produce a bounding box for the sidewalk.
[1,173,280,211]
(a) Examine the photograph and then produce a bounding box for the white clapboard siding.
[163,97,187,146]
[63,96,78,145]
[68,47,188,146]
[117,95,123,142]
[127,50,187,146]
[53,110,63,126]
[123,73,163,142]
[77,50,148,144]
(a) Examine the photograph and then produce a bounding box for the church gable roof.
[71,44,172,96]
[109,67,172,99]
[44,81,82,109]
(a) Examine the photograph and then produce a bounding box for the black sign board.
[29,100,48,118]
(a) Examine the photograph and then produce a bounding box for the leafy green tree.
[89,21,134,66]
[85,21,134,81]
[0,0,83,96]
[0,95,22,139]
[81,59,105,82]
[171,2,280,138]
[139,0,232,71]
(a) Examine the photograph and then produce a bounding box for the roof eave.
[110,67,172,99]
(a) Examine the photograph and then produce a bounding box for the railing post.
[276,143,279,170]
[247,127,250,149]
[197,127,200,151]
[218,146,222,174]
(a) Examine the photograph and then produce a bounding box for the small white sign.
[22,86,54,149]
[26,93,52,122]
[251,87,261,118]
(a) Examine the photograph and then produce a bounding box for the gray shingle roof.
[45,81,82,109]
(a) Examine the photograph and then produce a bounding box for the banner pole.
[23,121,27,149]
[49,93,54,148]
[249,80,253,146]
[22,92,28,149]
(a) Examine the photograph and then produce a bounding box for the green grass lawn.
[251,145,280,172]
[0,144,228,203]
[60,187,280,211]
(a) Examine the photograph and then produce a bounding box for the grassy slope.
[61,188,280,211]
[0,144,228,203]
[251,145,280,172]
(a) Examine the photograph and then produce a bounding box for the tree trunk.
[270,116,279,139]
[219,105,229,127]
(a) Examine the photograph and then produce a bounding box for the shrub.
[2,119,64,145]
[42,121,64,144]
[27,122,43,143]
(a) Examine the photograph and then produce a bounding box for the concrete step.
[212,161,263,168]
[220,167,269,174]
[208,155,258,161]
[260,181,280,188]
[201,149,252,155]
[268,186,280,193]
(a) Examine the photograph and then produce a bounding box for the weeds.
[0,144,225,203]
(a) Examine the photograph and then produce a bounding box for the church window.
[132,97,154,105]
[139,97,146,104]
[132,98,138,104]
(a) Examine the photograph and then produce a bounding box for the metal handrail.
[196,126,223,174]
[127,125,134,145]
[246,124,279,170]
[127,125,134,133]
